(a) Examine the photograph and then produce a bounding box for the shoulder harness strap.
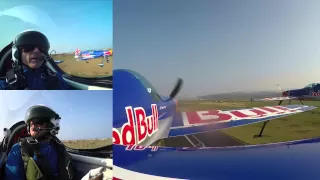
[50,136,75,180]
[20,137,54,180]
[42,68,60,90]
[5,65,27,90]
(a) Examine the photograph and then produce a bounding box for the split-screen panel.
[0,1,112,180]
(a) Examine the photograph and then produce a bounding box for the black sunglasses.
[20,45,47,53]
[30,118,50,125]
[34,121,47,125]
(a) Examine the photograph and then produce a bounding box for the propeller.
[169,78,183,99]
[276,84,284,92]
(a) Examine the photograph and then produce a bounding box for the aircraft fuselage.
[113,69,177,146]
[283,87,320,101]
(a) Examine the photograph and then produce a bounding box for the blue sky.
[114,0,320,98]
[0,90,112,140]
[0,0,112,53]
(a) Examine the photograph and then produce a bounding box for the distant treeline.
[180,91,281,101]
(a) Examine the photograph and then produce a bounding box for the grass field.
[62,138,112,149]
[53,54,113,78]
[178,100,320,145]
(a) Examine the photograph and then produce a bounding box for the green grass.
[178,100,320,145]
[53,54,113,78]
[62,138,112,149]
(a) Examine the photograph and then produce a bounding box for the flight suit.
[5,137,75,180]
[5,142,60,180]
[0,66,69,90]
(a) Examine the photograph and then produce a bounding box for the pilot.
[0,30,69,90]
[4,105,76,180]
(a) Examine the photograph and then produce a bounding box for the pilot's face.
[29,120,48,138]
[20,45,46,69]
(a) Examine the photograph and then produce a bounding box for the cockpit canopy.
[128,70,163,102]
[304,83,320,89]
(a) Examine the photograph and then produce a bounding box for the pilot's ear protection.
[26,122,31,135]
[12,38,20,64]
[26,125,30,134]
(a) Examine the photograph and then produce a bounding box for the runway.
[162,131,248,147]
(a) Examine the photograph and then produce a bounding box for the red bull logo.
[103,51,112,56]
[113,104,159,146]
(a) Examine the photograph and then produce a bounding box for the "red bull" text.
[113,104,159,145]
[183,106,298,126]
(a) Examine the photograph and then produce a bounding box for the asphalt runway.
[162,131,248,147]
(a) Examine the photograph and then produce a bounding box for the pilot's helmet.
[12,30,50,63]
[25,105,61,135]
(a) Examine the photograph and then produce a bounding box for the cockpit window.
[128,70,162,102]
[53,50,113,78]
[304,83,320,88]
